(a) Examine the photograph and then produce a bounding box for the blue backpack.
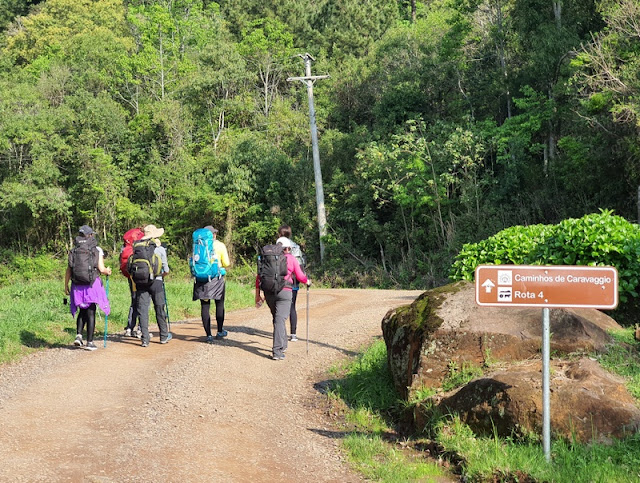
[189,228,225,282]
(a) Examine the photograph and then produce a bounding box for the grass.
[329,336,640,483]
[0,257,255,365]
[328,339,448,482]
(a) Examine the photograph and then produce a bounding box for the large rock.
[382,281,640,442]
[425,358,640,443]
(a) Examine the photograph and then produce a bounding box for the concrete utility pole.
[287,53,329,263]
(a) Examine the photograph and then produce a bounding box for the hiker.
[119,227,144,338]
[64,225,112,351]
[192,226,231,343]
[130,224,171,347]
[255,237,310,360]
[277,224,306,342]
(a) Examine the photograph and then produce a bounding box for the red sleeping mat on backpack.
[120,227,145,277]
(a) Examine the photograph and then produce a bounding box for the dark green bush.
[449,210,640,325]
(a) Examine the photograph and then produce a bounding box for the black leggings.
[77,304,96,343]
[290,289,298,335]
[200,298,225,336]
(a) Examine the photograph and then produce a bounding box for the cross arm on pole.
[287,75,330,82]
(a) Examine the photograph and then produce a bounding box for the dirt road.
[0,288,422,482]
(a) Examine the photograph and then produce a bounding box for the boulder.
[382,281,620,398]
[424,358,640,443]
[382,281,640,442]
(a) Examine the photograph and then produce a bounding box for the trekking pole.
[306,284,310,355]
[104,275,110,348]
[163,279,171,332]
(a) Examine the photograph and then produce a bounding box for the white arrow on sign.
[481,279,495,293]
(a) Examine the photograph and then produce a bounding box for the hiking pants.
[265,289,292,358]
[136,279,168,343]
[289,289,299,335]
[126,277,139,331]
[77,304,96,343]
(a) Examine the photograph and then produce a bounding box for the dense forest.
[0,0,638,287]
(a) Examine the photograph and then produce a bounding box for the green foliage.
[450,223,551,280]
[597,328,640,400]
[0,0,639,295]
[436,415,640,482]
[329,339,399,415]
[329,339,447,481]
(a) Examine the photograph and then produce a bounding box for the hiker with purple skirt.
[64,225,112,351]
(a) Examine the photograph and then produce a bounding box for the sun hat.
[204,225,219,234]
[142,224,165,239]
[276,236,293,248]
[78,225,94,236]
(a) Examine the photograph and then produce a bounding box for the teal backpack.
[189,228,225,282]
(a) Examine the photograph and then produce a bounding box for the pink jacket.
[284,253,308,289]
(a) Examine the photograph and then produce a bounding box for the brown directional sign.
[475,265,618,309]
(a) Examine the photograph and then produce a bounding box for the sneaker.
[272,354,285,360]
[73,334,83,347]
[84,341,97,351]
[215,330,228,340]
[141,340,149,348]
[134,328,142,339]
[290,334,298,342]
[160,333,173,344]
[206,335,214,343]
[124,328,132,337]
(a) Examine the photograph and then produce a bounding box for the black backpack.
[68,236,99,285]
[258,244,289,294]
[127,239,161,286]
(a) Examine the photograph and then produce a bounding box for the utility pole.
[288,53,330,263]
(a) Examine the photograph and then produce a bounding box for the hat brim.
[142,227,164,239]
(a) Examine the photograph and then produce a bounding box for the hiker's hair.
[278,224,292,238]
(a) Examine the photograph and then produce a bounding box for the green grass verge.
[328,339,447,482]
[329,337,640,483]
[0,274,255,365]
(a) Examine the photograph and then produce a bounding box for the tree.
[238,18,295,119]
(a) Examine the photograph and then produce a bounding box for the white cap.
[276,237,293,248]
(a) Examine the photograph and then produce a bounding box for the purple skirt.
[70,277,110,316]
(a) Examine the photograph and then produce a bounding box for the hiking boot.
[124,328,132,337]
[215,330,228,340]
[206,335,214,343]
[160,333,172,344]
[84,341,97,351]
[290,334,298,342]
[73,334,83,347]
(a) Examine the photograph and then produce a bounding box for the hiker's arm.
[64,267,71,295]
[255,275,264,307]
[291,258,309,286]
[97,252,112,276]
[159,246,169,276]
[219,243,231,268]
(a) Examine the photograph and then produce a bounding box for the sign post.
[475,265,618,461]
